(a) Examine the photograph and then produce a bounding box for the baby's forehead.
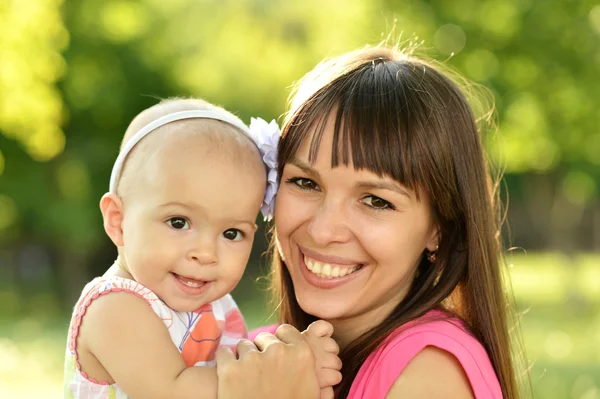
[121,118,264,186]
[133,119,255,158]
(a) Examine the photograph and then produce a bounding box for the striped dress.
[63,275,247,398]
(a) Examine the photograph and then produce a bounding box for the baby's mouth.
[173,273,206,288]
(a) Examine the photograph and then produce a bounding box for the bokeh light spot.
[584,134,600,165]
[25,125,66,162]
[0,195,18,230]
[0,149,4,176]
[562,171,596,206]
[479,0,519,39]
[56,159,92,201]
[100,0,150,43]
[434,24,467,55]
[544,330,573,360]
[503,57,539,88]
[464,49,499,81]
[572,375,598,399]
[589,5,600,35]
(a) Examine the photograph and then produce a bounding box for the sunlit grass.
[0,253,598,398]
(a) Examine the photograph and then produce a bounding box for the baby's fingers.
[321,336,340,355]
[318,368,342,389]
[320,387,335,399]
[321,352,342,371]
[305,320,334,338]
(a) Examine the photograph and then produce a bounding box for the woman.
[217,45,524,399]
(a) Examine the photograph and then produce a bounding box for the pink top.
[250,310,502,399]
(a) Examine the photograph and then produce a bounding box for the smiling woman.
[251,45,526,399]
[276,115,437,331]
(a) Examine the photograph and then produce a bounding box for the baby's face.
[120,132,265,312]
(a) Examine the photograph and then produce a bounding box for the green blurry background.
[1,0,599,397]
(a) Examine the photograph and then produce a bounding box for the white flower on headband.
[248,117,280,221]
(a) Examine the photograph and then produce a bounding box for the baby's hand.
[301,320,342,399]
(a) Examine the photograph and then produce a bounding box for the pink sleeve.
[248,324,279,341]
[348,320,502,399]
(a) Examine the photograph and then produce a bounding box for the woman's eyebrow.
[288,157,321,179]
[355,181,412,198]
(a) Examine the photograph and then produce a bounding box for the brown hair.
[269,46,524,398]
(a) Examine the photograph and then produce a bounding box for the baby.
[63,98,340,398]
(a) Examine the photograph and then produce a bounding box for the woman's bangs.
[298,61,423,195]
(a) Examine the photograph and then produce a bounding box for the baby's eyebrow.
[231,220,258,230]
[226,217,256,226]
[158,201,197,210]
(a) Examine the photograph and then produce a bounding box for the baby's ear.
[100,193,125,247]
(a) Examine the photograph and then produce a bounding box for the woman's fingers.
[254,324,306,351]
[236,339,259,357]
[254,332,284,352]
[215,346,236,365]
[217,327,321,399]
[275,323,304,344]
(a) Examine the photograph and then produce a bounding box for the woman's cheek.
[275,189,299,232]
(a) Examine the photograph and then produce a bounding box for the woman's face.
[275,115,439,333]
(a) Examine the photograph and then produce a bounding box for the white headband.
[109,109,280,221]
[109,110,253,193]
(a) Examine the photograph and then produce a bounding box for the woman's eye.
[287,177,318,191]
[223,229,244,241]
[166,217,190,230]
[362,196,395,211]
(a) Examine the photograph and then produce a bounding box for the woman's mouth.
[297,247,365,289]
[304,255,363,278]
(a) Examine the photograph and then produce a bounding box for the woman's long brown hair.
[269,46,525,398]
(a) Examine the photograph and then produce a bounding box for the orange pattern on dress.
[224,308,246,338]
[180,304,221,367]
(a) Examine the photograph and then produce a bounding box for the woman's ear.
[100,193,125,247]
[426,225,440,252]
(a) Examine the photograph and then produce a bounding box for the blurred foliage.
[0,0,599,398]
[0,0,598,271]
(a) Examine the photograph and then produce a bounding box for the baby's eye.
[166,217,190,230]
[223,229,244,241]
[287,177,319,191]
[362,196,395,211]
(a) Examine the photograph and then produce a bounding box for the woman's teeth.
[304,256,361,279]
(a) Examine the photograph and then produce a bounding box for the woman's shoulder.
[379,310,490,361]
[349,310,502,399]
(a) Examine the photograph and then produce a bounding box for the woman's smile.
[297,245,366,289]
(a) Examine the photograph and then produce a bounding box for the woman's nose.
[306,200,351,246]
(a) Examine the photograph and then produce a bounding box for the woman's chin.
[296,294,350,321]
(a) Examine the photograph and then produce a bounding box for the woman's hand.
[216,324,321,399]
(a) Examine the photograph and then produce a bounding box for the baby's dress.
[63,275,247,398]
